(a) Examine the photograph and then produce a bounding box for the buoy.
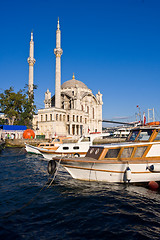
[23,129,35,139]
[148,181,159,191]
[48,160,57,175]
[147,121,160,126]
[126,166,132,182]
[148,164,160,172]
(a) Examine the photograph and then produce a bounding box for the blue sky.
[0,0,160,125]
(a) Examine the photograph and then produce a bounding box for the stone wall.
[5,139,49,147]
[5,137,126,147]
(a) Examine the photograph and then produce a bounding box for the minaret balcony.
[54,48,63,57]
[27,57,36,65]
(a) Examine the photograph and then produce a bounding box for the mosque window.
[45,114,47,121]
[50,114,52,121]
[62,101,64,109]
[60,114,62,121]
[72,91,74,96]
[41,115,43,121]
[67,115,70,121]
[73,115,75,122]
[77,116,78,122]
[80,116,82,123]
[87,106,89,113]
[63,115,65,121]
[56,114,58,121]
[85,118,87,124]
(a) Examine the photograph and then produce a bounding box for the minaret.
[54,18,63,108]
[27,32,36,95]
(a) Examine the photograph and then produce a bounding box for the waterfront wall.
[5,139,49,147]
[5,137,126,147]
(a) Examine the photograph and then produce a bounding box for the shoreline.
[4,137,126,148]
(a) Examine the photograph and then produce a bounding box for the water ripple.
[0,148,160,240]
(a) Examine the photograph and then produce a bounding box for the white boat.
[48,124,160,183]
[25,137,70,155]
[40,132,110,160]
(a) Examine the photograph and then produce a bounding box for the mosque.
[29,19,103,138]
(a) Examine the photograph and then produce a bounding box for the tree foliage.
[0,86,37,128]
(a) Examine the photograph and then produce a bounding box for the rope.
[0,159,61,219]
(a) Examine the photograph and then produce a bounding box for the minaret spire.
[57,17,60,30]
[54,18,63,108]
[27,31,36,95]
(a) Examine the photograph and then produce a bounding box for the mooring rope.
[0,159,61,219]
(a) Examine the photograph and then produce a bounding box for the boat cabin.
[86,126,160,162]
[38,137,70,148]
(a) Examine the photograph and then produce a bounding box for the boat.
[39,132,110,160]
[25,136,70,155]
[48,125,160,183]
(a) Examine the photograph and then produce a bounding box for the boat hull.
[25,144,42,154]
[57,159,160,183]
[42,152,86,160]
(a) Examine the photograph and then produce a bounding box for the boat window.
[86,147,104,159]
[50,144,55,146]
[63,147,69,150]
[128,130,139,141]
[134,146,147,158]
[40,144,44,147]
[95,148,99,154]
[46,144,49,146]
[73,146,79,150]
[137,130,152,141]
[81,137,90,142]
[105,148,120,158]
[154,131,160,141]
[121,147,133,158]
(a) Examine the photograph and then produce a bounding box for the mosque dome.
[61,74,88,89]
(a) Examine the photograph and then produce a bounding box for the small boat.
[40,132,110,160]
[48,125,160,183]
[25,137,70,155]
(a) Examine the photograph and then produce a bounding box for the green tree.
[0,86,37,128]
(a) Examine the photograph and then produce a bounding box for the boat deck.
[53,156,160,164]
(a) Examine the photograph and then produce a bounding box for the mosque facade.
[30,20,103,138]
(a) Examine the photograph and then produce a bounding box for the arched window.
[81,105,83,111]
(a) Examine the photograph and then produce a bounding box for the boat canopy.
[0,125,27,131]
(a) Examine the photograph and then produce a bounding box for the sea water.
[0,148,160,240]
